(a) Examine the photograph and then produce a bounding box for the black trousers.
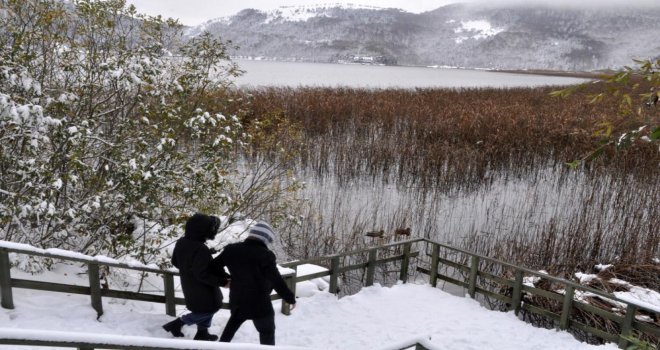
[219,314,276,345]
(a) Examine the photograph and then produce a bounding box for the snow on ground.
[0,270,617,350]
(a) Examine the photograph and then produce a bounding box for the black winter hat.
[185,213,221,241]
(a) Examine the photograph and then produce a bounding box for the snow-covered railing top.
[282,238,660,315]
[0,327,309,350]
[0,239,297,318]
[0,240,170,274]
[1,238,657,315]
[0,240,295,276]
[0,238,657,349]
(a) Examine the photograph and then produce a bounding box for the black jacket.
[213,239,296,319]
[172,227,228,313]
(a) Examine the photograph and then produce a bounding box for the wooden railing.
[0,238,658,349]
[283,239,658,348]
[0,242,297,318]
[416,240,659,349]
[280,239,420,293]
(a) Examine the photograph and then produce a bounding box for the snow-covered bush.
[0,0,301,269]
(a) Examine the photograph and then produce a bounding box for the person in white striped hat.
[247,221,276,244]
[213,221,296,345]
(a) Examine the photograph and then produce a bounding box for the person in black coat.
[213,221,296,346]
[162,213,230,341]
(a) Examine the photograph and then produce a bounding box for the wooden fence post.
[365,248,377,286]
[468,255,479,298]
[429,243,439,287]
[329,256,340,294]
[87,262,103,318]
[0,250,14,309]
[281,268,297,315]
[163,272,176,317]
[510,270,524,315]
[559,285,574,330]
[618,304,637,349]
[399,242,412,283]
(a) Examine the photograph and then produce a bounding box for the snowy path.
[0,280,616,350]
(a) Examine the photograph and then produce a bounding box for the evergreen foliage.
[0,0,301,271]
[551,59,660,167]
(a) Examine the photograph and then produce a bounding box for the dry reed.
[217,84,658,277]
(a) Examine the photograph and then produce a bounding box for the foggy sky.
[125,0,660,26]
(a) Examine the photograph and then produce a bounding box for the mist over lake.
[234,60,589,88]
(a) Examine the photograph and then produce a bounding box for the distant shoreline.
[493,69,603,79]
[233,58,605,80]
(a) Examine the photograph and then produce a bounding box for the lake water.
[234,59,588,88]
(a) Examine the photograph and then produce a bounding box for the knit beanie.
[248,221,275,244]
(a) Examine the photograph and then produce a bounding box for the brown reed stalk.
[215,85,658,291]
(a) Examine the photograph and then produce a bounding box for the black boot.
[162,318,185,337]
[194,327,218,341]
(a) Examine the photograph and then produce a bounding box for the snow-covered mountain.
[185,3,660,70]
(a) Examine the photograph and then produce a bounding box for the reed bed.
[232,85,655,184]
[219,85,658,276]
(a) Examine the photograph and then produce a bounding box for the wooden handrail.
[0,238,657,349]
[0,239,420,319]
[419,239,659,348]
[280,238,425,268]
[0,244,297,318]
[421,239,660,315]
[1,237,656,313]
[0,245,170,275]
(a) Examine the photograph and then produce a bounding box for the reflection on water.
[292,164,656,268]
[235,60,589,89]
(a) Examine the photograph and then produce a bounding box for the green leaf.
[565,160,581,169]
[623,94,632,107]
[593,122,613,137]
[621,335,657,350]
[589,93,604,104]
[615,72,630,83]
[585,147,605,162]
[549,87,575,98]
[650,127,660,141]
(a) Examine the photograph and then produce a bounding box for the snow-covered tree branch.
[0,0,302,271]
